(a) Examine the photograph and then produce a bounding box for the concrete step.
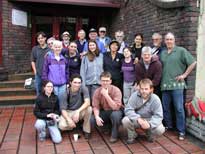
[0,95,36,106]
[0,87,35,96]
[9,72,34,81]
[0,80,25,88]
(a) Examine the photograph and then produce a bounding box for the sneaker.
[127,138,137,144]
[39,136,46,142]
[178,133,185,141]
[109,137,118,143]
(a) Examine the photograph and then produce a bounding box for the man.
[122,79,165,144]
[83,28,106,53]
[75,29,87,54]
[92,72,123,143]
[151,33,163,57]
[135,46,162,96]
[61,31,71,48]
[58,74,92,139]
[31,31,50,96]
[114,30,128,54]
[160,32,196,140]
[97,27,111,50]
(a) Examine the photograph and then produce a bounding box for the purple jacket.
[42,53,69,86]
[135,57,162,87]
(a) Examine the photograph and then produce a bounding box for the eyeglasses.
[101,80,110,83]
[152,39,160,41]
[100,31,106,33]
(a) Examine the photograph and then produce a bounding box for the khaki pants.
[59,106,92,133]
[122,116,165,139]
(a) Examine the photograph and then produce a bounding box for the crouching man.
[92,71,123,143]
[58,74,92,139]
[122,78,165,144]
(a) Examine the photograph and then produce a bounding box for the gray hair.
[53,40,62,47]
[142,46,152,54]
[165,32,175,40]
[152,33,162,39]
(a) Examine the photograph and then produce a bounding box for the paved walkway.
[0,106,204,154]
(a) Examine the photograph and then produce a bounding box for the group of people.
[31,27,196,144]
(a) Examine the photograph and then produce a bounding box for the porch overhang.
[10,0,121,8]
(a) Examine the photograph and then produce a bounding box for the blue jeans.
[53,84,67,107]
[162,89,185,134]
[35,74,42,96]
[34,119,62,143]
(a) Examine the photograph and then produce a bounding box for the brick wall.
[2,0,31,74]
[109,0,199,102]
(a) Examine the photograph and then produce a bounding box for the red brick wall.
[109,0,199,102]
[2,0,31,73]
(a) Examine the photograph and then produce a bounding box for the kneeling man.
[122,78,165,144]
[92,72,123,143]
[59,74,92,139]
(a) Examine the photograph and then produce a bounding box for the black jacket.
[33,93,60,120]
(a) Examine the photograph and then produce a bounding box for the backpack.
[185,97,205,121]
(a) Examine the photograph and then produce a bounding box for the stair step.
[0,95,36,106]
[0,80,25,88]
[9,72,34,80]
[0,87,35,96]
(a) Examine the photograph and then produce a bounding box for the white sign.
[12,9,27,27]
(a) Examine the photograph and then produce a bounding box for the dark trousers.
[91,110,123,138]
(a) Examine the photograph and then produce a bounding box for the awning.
[11,0,121,8]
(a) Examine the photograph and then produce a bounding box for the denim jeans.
[34,119,62,143]
[35,74,42,96]
[162,89,185,134]
[123,81,134,105]
[91,110,123,138]
[53,84,67,107]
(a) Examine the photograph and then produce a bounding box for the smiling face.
[78,30,86,40]
[152,34,162,47]
[68,42,77,54]
[134,35,143,46]
[37,34,46,46]
[139,83,152,100]
[110,42,119,52]
[142,51,152,64]
[165,33,175,49]
[123,48,131,58]
[53,41,62,55]
[100,77,112,89]
[88,41,97,52]
[70,77,82,92]
[44,82,54,96]
[89,32,98,40]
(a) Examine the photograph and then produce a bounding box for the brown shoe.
[83,132,91,139]
[109,137,118,143]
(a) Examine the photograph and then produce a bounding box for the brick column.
[0,0,2,64]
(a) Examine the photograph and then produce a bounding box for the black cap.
[89,28,97,33]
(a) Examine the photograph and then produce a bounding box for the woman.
[103,40,124,92]
[131,33,144,62]
[121,47,136,105]
[64,42,81,78]
[34,81,62,143]
[80,40,103,100]
[42,40,69,107]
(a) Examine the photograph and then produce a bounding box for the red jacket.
[135,57,162,87]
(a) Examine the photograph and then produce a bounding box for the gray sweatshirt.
[124,91,163,129]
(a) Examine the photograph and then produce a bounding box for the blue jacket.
[42,53,69,86]
[80,53,104,86]
[96,36,111,50]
